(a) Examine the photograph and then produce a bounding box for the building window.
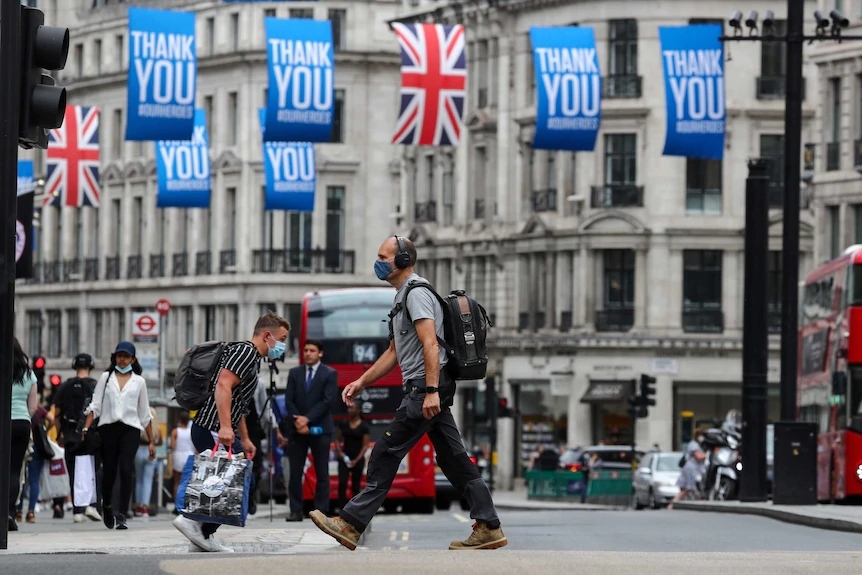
[47,310,61,358]
[262,187,274,250]
[264,8,276,19]
[133,197,143,254]
[286,212,312,250]
[184,307,194,349]
[204,305,216,341]
[227,91,238,146]
[683,250,723,332]
[426,155,435,200]
[442,165,454,225]
[67,309,79,357]
[829,205,841,259]
[686,159,722,215]
[226,188,237,250]
[290,8,314,19]
[93,309,103,357]
[759,20,787,98]
[27,311,43,357]
[230,13,239,51]
[205,17,215,55]
[74,43,83,77]
[112,108,122,159]
[604,134,637,184]
[760,134,784,208]
[326,186,345,252]
[75,210,84,260]
[203,95,213,143]
[115,34,124,70]
[94,38,102,74]
[604,250,634,308]
[117,308,126,343]
[854,204,862,244]
[331,89,345,143]
[828,77,841,171]
[608,19,638,77]
[329,9,346,51]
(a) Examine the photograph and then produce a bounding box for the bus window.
[306,291,393,340]
[850,265,862,307]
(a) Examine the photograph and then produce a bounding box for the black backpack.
[57,377,96,430]
[173,341,229,410]
[393,280,493,381]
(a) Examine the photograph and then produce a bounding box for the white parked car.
[632,451,682,509]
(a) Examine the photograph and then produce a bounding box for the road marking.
[452,513,469,523]
[389,531,398,542]
[401,532,409,542]
[399,546,409,551]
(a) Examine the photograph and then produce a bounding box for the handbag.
[176,446,253,528]
[76,372,109,456]
[32,421,55,460]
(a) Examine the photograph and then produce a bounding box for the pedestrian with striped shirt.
[173,311,290,553]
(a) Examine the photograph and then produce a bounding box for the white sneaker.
[73,514,85,523]
[173,516,207,551]
[197,537,234,553]
[84,507,102,522]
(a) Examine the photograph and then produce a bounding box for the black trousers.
[337,458,365,512]
[99,422,139,517]
[58,428,103,514]
[9,420,30,518]
[287,432,331,514]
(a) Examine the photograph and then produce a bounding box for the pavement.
[672,499,862,534]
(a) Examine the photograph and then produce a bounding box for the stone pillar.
[545,251,556,328]
[634,248,647,329]
[528,253,538,330]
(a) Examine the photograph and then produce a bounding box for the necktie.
[306,367,314,391]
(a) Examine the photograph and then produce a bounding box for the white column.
[635,248,647,329]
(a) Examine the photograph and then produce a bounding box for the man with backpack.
[51,353,102,523]
[310,235,507,551]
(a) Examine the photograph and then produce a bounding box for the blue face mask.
[115,364,133,374]
[374,260,393,281]
[268,339,286,360]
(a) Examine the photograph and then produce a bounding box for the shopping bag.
[40,440,70,499]
[176,447,252,528]
[73,455,97,508]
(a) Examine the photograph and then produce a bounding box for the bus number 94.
[353,343,378,364]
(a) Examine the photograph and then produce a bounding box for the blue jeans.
[190,422,243,537]
[17,456,45,512]
[134,445,158,508]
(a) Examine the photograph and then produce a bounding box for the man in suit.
[281,339,338,521]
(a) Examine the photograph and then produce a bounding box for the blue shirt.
[11,369,36,422]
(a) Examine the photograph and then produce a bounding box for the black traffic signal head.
[18,6,69,150]
[32,356,46,380]
[640,373,657,407]
[50,374,62,387]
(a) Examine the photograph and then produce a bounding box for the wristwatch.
[425,386,439,394]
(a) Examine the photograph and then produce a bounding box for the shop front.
[580,380,634,446]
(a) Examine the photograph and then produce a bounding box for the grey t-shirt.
[392,273,448,382]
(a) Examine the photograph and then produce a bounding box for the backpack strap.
[390,280,454,355]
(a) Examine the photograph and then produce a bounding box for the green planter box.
[526,469,586,500]
[584,468,633,506]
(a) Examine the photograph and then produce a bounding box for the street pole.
[0,0,23,551]
[485,376,497,494]
[740,158,770,502]
[779,0,804,422]
[159,314,166,399]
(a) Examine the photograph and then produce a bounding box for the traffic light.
[49,374,62,387]
[497,397,513,418]
[32,355,45,388]
[18,5,70,149]
[639,373,657,408]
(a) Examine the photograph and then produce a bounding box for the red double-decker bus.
[799,245,862,502]
[296,287,436,513]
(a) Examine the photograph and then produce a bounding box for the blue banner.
[16,160,34,279]
[17,159,34,196]
[659,25,725,160]
[156,109,211,208]
[530,26,601,152]
[259,109,316,211]
[126,7,197,141]
[264,18,334,143]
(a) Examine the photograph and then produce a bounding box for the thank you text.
[156,109,211,208]
[127,7,197,141]
[260,108,316,211]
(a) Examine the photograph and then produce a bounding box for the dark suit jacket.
[281,363,338,436]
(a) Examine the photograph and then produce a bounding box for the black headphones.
[72,353,95,370]
[394,235,411,269]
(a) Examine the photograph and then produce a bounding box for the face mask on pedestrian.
[266,333,286,360]
[115,364,133,374]
[374,260,393,281]
[697,435,705,443]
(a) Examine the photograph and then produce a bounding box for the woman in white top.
[83,341,156,530]
[170,411,195,510]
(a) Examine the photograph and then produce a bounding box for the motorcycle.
[701,413,742,501]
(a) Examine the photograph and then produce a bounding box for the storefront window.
[515,382,567,475]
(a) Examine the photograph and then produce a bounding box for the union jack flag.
[44,105,101,207]
[391,23,466,147]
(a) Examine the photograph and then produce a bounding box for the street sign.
[132,312,160,341]
[156,298,171,316]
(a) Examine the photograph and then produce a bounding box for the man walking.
[310,235,507,551]
[282,339,338,521]
[173,311,290,553]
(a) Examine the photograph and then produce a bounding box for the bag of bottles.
[175,446,252,527]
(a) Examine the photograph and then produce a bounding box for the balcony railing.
[84,258,99,281]
[756,76,806,100]
[768,306,782,334]
[62,259,82,282]
[150,254,165,278]
[591,185,644,208]
[42,261,60,283]
[682,309,724,334]
[172,253,188,277]
[531,189,558,213]
[826,142,840,171]
[603,75,642,99]
[474,198,486,219]
[414,201,437,223]
[195,251,211,275]
[127,255,143,279]
[219,249,236,273]
[595,308,634,332]
[105,256,120,280]
[251,248,356,274]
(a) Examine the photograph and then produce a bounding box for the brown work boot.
[449,521,508,550]
[309,510,361,551]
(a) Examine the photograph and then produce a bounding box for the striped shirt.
[193,341,262,432]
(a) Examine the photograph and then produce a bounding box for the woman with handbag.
[82,341,156,530]
[15,406,55,524]
[8,337,38,532]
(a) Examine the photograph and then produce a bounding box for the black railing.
[84,258,99,281]
[219,249,236,273]
[251,249,356,274]
[855,139,862,170]
[826,142,840,171]
[518,312,530,332]
[756,76,806,100]
[172,253,188,277]
[559,311,573,333]
[595,308,634,332]
[474,198,486,219]
[105,256,120,280]
[603,75,642,99]
[591,185,643,208]
[531,189,558,213]
[127,255,142,279]
[682,309,724,334]
[42,261,60,283]
[768,306,782,334]
[150,254,165,278]
[195,251,211,275]
[414,201,437,223]
[62,259,82,282]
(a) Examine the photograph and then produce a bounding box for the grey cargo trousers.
[340,379,500,533]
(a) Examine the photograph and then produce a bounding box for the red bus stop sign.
[156,299,171,317]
